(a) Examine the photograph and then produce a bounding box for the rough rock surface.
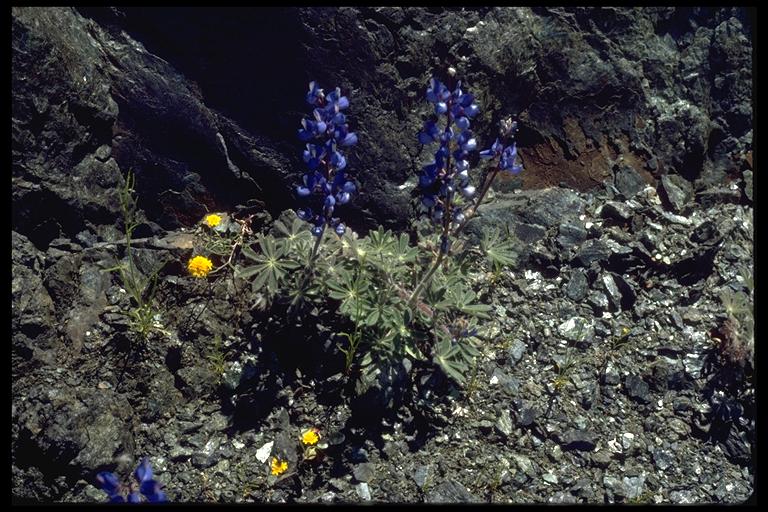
[12,6,753,505]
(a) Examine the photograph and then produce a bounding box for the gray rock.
[353,463,376,483]
[587,290,610,312]
[558,222,588,249]
[517,405,538,427]
[591,450,612,468]
[614,165,646,198]
[557,316,594,343]
[600,201,633,221]
[425,479,479,503]
[574,240,612,267]
[652,448,675,470]
[548,491,578,503]
[603,475,627,499]
[496,409,514,437]
[355,482,371,501]
[511,454,536,477]
[623,475,646,500]
[412,465,430,489]
[565,270,589,301]
[507,339,527,364]
[556,429,598,451]
[601,273,624,310]
[624,375,651,404]
[542,472,558,484]
[490,367,520,395]
[659,174,692,213]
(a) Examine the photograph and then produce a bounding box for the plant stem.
[453,162,500,238]
[408,249,445,308]
[292,226,326,308]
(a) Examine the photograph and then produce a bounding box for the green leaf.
[364,308,380,326]
[241,244,261,261]
[481,226,519,268]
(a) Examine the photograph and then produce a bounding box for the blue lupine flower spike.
[296,82,357,237]
[416,75,482,239]
[96,458,167,503]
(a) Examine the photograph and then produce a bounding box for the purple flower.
[296,82,357,236]
[416,76,482,234]
[96,458,167,503]
[499,143,523,174]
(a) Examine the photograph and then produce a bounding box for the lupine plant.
[235,74,524,387]
[96,458,167,503]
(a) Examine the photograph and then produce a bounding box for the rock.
[659,174,692,213]
[489,368,521,395]
[574,240,612,267]
[556,429,598,451]
[587,290,611,312]
[425,479,479,503]
[412,465,430,489]
[511,454,536,477]
[507,340,527,364]
[600,273,623,310]
[548,491,577,503]
[542,472,559,484]
[517,404,538,427]
[558,222,588,249]
[603,475,627,499]
[600,201,633,221]
[591,450,612,468]
[355,482,371,501]
[624,375,651,404]
[514,222,547,244]
[557,317,594,343]
[353,463,376,483]
[255,441,274,463]
[565,270,589,301]
[496,409,514,437]
[614,165,646,198]
[652,448,675,470]
[14,377,134,474]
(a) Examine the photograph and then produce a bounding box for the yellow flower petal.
[204,214,222,228]
[301,429,320,446]
[270,457,288,476]
[187,255,213,278]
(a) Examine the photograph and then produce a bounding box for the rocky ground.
[12,6,753,505]
[12,174,754,504]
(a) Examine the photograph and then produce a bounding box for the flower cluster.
[301,428,320,446]
[270,457,289,476]
[187,255,213,278]
[479,118,523,174]
[96,458,167,503]
[296,82,358,237]
[204,213,222,228]
[417,77,481,252]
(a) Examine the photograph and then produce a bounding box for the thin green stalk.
[453,162,500,238]
[408,249,445,308]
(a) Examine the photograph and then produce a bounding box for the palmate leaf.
[275,216,312,255]
[235,235,299,294]
[326,268,370,323]
[433,286,492,319]
[481,226,519,268]
[364,226,397,261]
[433,338,470,385]
[432,330,482,385]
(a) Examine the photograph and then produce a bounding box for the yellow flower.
[187,255,213,278]
[270,457,288,476]
[204,213,222,228]
[301,429,320,446]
